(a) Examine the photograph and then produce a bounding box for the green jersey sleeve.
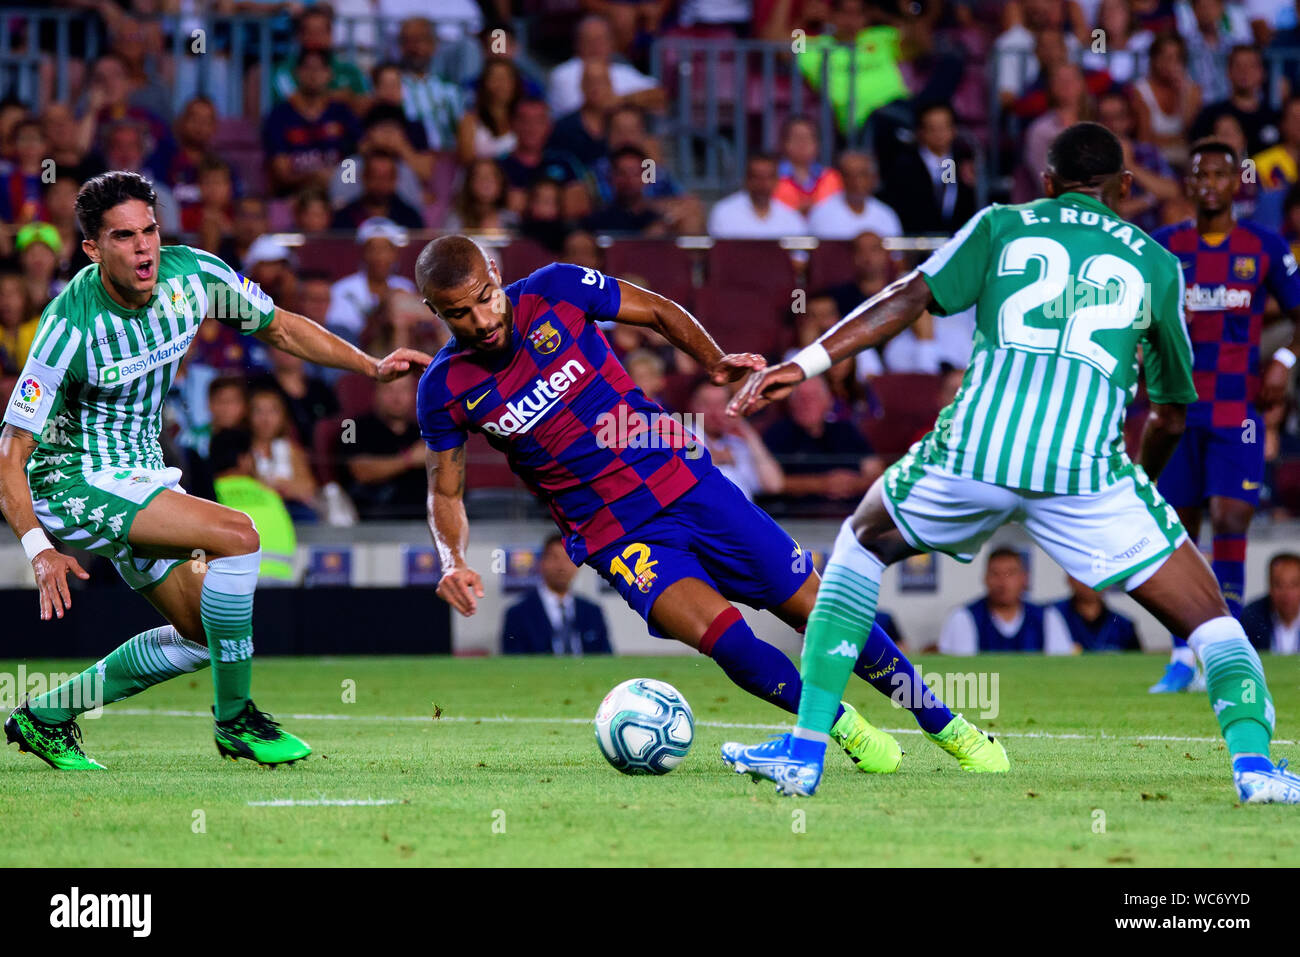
[2,304,87,440]
[189,246,277,334]
[1142,254,1198,406]
[917,206,995,316]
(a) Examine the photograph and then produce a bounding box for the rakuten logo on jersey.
[481,358,586,437]
[1184,284,1252,311]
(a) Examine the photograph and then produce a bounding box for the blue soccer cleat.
[1235,759,1300,804]
[1148,660,1196,694]
[721,733,823,797]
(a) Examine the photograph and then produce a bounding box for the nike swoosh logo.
[467,390,492,410]
[1242,481,1262,490]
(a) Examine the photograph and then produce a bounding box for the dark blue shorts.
[585,469,814,638]
[1157,422,1264,509]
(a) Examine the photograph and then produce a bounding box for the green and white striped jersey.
[3,245,275,478]
[913,191,1198,495]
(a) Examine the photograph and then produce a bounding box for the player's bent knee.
[215,515,260,557]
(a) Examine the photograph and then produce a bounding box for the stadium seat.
[693,285,788,359]
[294,237,359,281]
[463,431,524,491]
[336,373,375,418]
[861,373,945,457]
[311,416,342,486]
[1272,459,1300,512]
[807,240,855,291]
[707,240,797,294]
[603,240,696,309]
[500,238,555,283]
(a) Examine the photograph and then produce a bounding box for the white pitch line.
[247,798,398,807]
[103,707,1298,746]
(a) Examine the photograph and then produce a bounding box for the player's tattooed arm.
[0,424,89,620]
[728,271,935,416]
[427,444,484,617]
[255,308,433,381]
[611,279,766,384]
[1137,402,1188,483]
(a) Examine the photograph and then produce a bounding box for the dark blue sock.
[853,621,954,734]
[703,607,844,722]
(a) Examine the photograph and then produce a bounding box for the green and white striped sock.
[1190,616,1275,757]
[795,520,884,741]
[201,550,260,722]
[28,626,209,724]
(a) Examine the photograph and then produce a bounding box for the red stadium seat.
[293,237,359,281]
[1272,459,1300,512]
[603,240,696,309]
[707,240,797,294]
[311,416,342,485]
[463,431,523,491]
[693,285,788,359]
[807,240,855,291]
[861,373,945,457]
[336,373,375,418]
[500,238,555,283]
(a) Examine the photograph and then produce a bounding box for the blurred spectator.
[1190,44,1280,156]
[562,229,604,271]
[762,377,883,501]
[325,218,418,344]
[501,534,612,656]
[342,375,427,520]
[692,382,785,500]
[396,16,467,152]
[0,119,50,225]
[330,104,433,209]
[456,57,522,164]
[270,5,369,108]
[796,0,910,134]
[518,178,570,251]
[1246,0,1298,46]
[1242,552,1300,652]
[1018,63,1094,202]
[192,157,236,253]
[17,222,65,307]
[1008,29,1102,123]
[707,154,808,238]
[166,97,231,224]
[209,428,298,583]
[331,150,425,229]
[882,103,975,235]
[248,385,319,522]
[1176,0,1252,104]
[263,50,361,197]
[939,547,1074,655]
[624,348,668,405]
[82,51,174,179]
[293,187,334,233]
[102,120,180,235]
[244,236,298,311]
[581,147,669,235]
[1043,574,1141,652]
[773,116,843,216]
[369,62,437,159]
[1097,90,1182,232]
[295,269,336,325]
[995,0,1081,109]
[547,15,665,117]
[806,151,902,240]
[499,99,591,220]
[266,345,340,447]
[204,375,251,458]
[1252,95,1300,191]
[41,177,90,277]
[791,290,885,385]
[1132,32,1202,169]
[40,103,95,183]
[550,61,619,169]
[218,196,270,273]
[443,158,518,233]
[364,288,447,359]
[592,105,701,232]
[0,270,34,375]
[1080,0,1154,86]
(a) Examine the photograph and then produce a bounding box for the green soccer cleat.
[5,702,105,770]
[830,700,903,773]
[213,700,311,766]
[925,713,1009,772]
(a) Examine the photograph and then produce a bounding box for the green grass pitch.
[0,654,1296,866]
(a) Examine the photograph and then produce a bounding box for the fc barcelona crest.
[529,321,561,355]
[1232,256,1257,280]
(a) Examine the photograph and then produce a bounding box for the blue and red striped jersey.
[416,262,714,563]
[1153,219,1300,428]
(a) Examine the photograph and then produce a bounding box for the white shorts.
[881,453,1187,591]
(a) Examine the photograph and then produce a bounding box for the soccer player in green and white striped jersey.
[720,122,1300,804]
[0,171,431,770]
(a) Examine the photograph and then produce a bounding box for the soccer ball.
[594,678,694,775]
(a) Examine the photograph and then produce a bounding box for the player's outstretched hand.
[437,566,485,617]
[1258,357,1291,409]
[710,352,767,384]
[32,551,89,621]
[375,348,435,382]
[727,361,805,417]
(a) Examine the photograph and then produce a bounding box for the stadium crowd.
[5,0,1300,642]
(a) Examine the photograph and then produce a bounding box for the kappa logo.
[829,641,860,658]
[1212,698,1235,716]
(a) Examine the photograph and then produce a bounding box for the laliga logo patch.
[528,320,561,355]
[9,376,43,419]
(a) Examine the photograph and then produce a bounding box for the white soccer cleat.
[1235,759,1300,804]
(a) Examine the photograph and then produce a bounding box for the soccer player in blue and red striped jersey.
[1150,139,1300,692]
[414,235,997,774]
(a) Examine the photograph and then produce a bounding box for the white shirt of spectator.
[806,193,903,240]
[849,304,975,377]
[1246,0,1298,33]
[254,437,295,484]
[537,584,581,656]
[547,58,658,118]
[707,191,808,239]
[938,603,1074,656]
[995,25,1081,99]
[701,433,763,501]
[1271,608,1300,654]
[325,271,418,341]
[1080,31,1153,87]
